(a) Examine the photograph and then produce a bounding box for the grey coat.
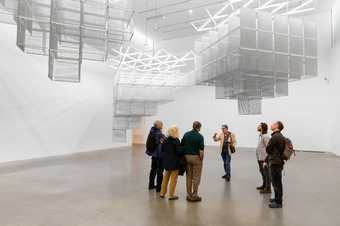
[256,134,270,161]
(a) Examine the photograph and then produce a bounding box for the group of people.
[145,120,287,208]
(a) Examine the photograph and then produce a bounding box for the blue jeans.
[221,150,231,177]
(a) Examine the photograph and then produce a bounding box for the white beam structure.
[191,0,316,32]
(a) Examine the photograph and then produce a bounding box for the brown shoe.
[256,186,265,190]
[260,188,272,194]
[169,196,179,201]
[190,196,202,202]
[187,196,200,202]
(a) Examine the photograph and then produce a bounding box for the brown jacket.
[213,132,236,155]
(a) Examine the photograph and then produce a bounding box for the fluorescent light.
[190,0,316,32]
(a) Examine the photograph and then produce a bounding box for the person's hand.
[160,138,165,144]
[213,133,217,138]
[199,151,204,161]
[263,162,268,168]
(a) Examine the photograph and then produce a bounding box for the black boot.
[269,202,282,208]
[148,185,156,190]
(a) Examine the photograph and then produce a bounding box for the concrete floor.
[0,145,339,226]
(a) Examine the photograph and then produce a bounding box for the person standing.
[181,121,205,202]
[256,123,271,194]
[265,121,286,208]
[213,124,236,181]
[146,120,165,192]
[160,125,183,201]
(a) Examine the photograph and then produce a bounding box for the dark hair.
[260,122,268,134]
[277,121,284,131]
[193,121,202,131]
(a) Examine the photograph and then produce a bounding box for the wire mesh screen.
[238,97,262,115]
[195,8,318,115]
[112,83,178,142]
[0,0,134,82]
[112,129,127,143]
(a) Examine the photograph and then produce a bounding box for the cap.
[221,124,228,129]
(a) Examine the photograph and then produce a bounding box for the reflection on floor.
[0,145,339,226]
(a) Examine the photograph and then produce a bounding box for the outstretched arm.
[213,133,221,142]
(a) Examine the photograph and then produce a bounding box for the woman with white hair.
[160,125,184,200]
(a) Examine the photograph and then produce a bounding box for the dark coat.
[266,131,286,166]
[161,137,184,171]
[145,127,165,158]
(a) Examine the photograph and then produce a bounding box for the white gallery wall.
[143,79,331,152]
[328,1,340,156]
[143,11,337,153]
[0,23,130,163]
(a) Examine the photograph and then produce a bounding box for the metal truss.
[110,46,195,75]
[191,0,317,32]
[0,0,134,82]
[195,8,318,114]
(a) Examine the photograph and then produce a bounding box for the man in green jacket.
[181,121,205,202]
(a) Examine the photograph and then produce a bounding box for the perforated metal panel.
[238,97,262,115]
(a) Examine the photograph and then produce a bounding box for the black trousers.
[258,161,271,189]
[270,164,283,205]
[149,157,164,191]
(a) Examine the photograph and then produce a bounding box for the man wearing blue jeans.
[221,145,231,180]
[213,124,236,181]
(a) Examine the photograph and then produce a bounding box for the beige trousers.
[185,155,203,198]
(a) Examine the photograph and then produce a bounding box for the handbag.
[227,132,236,154]
[230,144,236,154]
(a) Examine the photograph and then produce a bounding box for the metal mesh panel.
[275,79,289,97]
[0,0,17,24]
[238,97,262,115]
[258,31,273,51]
[112,129,127,142]
[275,34,288,53]
[290,37,303,55]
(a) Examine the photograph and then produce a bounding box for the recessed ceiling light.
[188,9,193,15]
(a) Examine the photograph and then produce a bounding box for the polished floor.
[0,145,339,226]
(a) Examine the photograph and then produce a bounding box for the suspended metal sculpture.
[195,8,318,115]
[0,0,134,82]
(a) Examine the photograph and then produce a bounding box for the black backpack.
[146,133,157,153]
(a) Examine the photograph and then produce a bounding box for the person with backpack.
[265,121,286,208]
[159,125,184,201]
[213,124,236,181]
[256,122,271,194]
[146,120,166,192]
